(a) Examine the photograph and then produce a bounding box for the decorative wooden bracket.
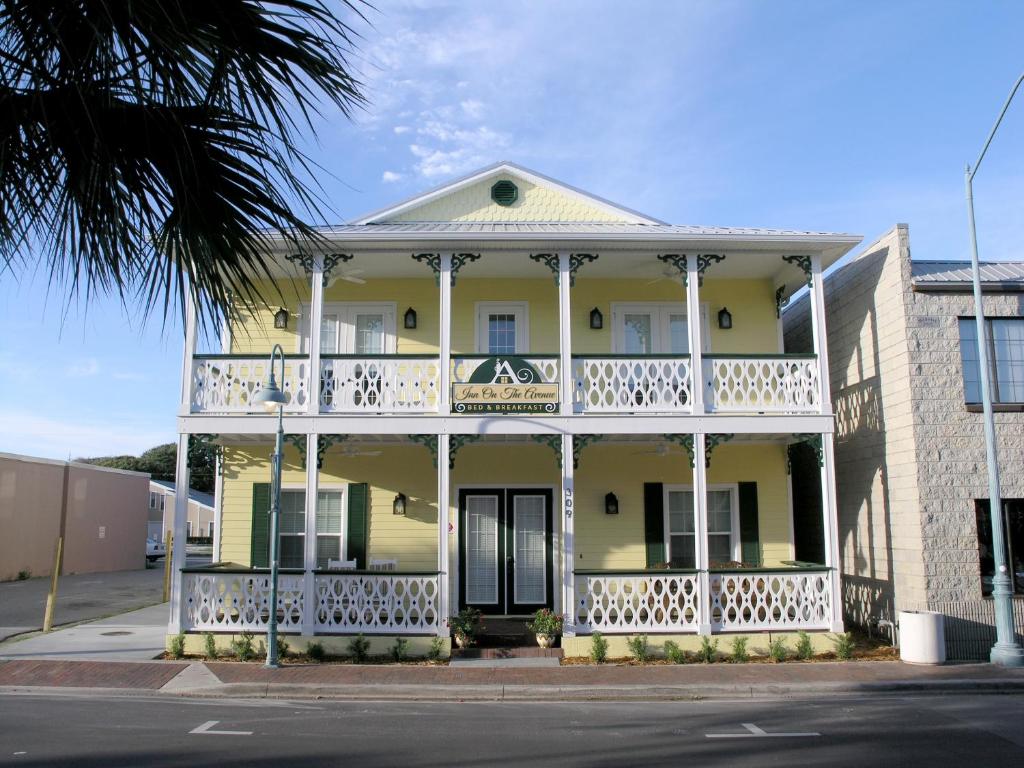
[412,252,479,286]
[704,433,733,468]
[529,252,598,287]
[775,285,789,318]
[409,434,439,468]
[529,253,559,286]
[286,253,354,286]
[572,434,603,469]
[663,434,695,469]
[530,434,563,469]
[284,434,306,467]
[656,254,688,287]
[696,253,726,286]
[450,253,481,286]
[317,434,348,469]
[787,433,823,473]
[782,254,813,288]
[449,434,482,469]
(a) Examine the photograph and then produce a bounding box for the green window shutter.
[738,481,761,566]
[250,483,271,568]
[643,482,666,567]
[346,482,369,569]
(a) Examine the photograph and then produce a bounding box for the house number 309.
[564,488,573,518]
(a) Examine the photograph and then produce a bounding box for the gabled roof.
[912,260,1024,292]
[350,161,666,226]
[151,479,215,509]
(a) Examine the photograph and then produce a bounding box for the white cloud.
[0,409,171,461]
[66,358,99,377]
[381,170,404,183]
[460,99,484,119]
[393,126,411,135]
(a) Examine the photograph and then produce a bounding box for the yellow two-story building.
[168,162,861,657]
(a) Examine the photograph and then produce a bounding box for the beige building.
[0,452,150,581]
[785,224,1024,658]
[147,480,215,543]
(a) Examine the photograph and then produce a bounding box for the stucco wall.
[0,453,149,581]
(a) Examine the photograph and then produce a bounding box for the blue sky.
[2,0,1023,460]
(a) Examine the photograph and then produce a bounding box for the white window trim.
[610,302,711,354]
[298,302,397,354]
[663,483,740,564]
[278,484,347,568]
[475,301,529,354]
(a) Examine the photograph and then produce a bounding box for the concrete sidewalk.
[2,657,1023,701]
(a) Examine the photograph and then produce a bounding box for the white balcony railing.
[182,570,305,632]
[314,572,441,634]
[190,355,310,414]
[573,355,692,413]
[574,570,700,633]
[709,569,832,631]
[704,355,820,413]
[320,355,440,413]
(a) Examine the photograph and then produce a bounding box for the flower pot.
[536,633,554,648]
[454,632,470,649]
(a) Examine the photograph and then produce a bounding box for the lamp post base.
[264,660,280,670]
[990,642,1024,667]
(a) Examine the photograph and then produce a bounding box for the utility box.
[899,610,946,665]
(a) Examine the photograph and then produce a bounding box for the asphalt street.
[1,692,1023,767]
[0,553,210,641]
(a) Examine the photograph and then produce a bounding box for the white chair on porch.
[327,558,357,570]
[369,558,398,572]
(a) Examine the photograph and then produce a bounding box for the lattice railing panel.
[575,572,700,632]
[182,572,304,631]
[710,570,831,631]
[314,573,440,634]
[320,357,440,413]
[451,356,560,384]
[704,356,820,413]
[191,357,309,413]
[572,357,692,413]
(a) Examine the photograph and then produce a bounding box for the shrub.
[626,634,650,663]
[231,630,255,661]
[427,636,445,661]
[768,637,788,663]
[17,570,30,581]
[276,636,290,659]
[306,641,325,662]
[834,632,855,660]
[795,631,814,660]
[697,636,719,664]
[203,632,217,660]
[450,608,482,646]
[169,632,186,659]
[349,633,371,663]
[664,640,686,664]
[391,637,409,662]
[730,636,749,663]
[590,631,609,664]
[526,608,564,636]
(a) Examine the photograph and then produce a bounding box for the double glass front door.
[459,488,553,615]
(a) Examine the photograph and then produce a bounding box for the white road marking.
[189,720,253,736]
[706,722,820,738]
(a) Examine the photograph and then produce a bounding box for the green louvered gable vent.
[490,179,518,206]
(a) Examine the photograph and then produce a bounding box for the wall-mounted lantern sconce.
[604,492,619,515]
[393,492,407,516]
[717,307,733,330]
[590,307,604,330]
[273,308,289,329]
[404,307,417,330]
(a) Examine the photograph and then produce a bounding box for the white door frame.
[299,302,397,354]
[610,302,711,353]
[474,302,529,354]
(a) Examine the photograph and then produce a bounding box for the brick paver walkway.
[0,660,187,689]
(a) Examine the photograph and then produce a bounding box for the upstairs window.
[959,317,1024,404]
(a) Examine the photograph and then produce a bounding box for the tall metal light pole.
[253,344,288,669]
[964,72,1024,667]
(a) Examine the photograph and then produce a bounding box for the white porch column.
[438,255,453,414]
[302,432,319,635]
[212,452,223,562]
[560,434,576,636]
[685,257,704,414]
[307,262,325,415]
[437,433,451,636]
[168,432,191,633]
[808,254,843,630]
[692,433,711,634]
[178,290,197,417]
[558,254,573,415]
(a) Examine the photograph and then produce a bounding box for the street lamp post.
[964,72,1024,667]
[253,344,288,669]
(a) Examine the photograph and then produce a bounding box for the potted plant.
[527,608,563,648]
[450,608,482,648]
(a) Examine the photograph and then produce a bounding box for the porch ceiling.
[209,432,807,447]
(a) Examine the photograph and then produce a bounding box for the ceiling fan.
[327,267,367,285]
[645,265,683,286]
[339,445,382,457]
[631,443,687,457]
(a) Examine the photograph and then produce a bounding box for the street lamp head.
[253,376,288,412]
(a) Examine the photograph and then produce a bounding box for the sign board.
[452,357,559,414]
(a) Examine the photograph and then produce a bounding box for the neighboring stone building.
[784,224,1024,658]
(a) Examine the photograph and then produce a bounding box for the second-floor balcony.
[189,352,822,416]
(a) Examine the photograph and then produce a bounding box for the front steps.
[450,616,564,665]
